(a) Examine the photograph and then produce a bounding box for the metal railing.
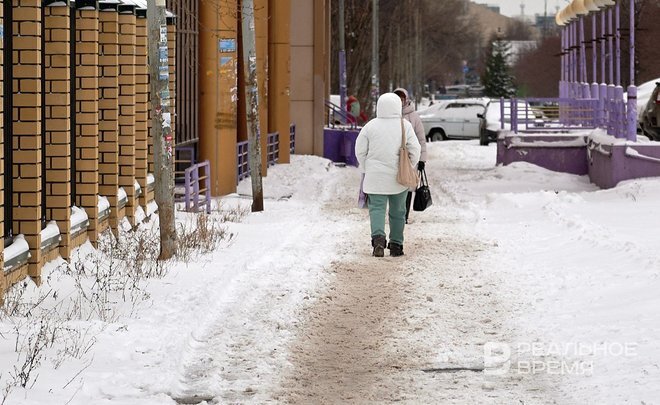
[266,132,279,166]
[502,97,600,133]
[237,140,250,182]
[325,100,357,129]
[182,160,211,214]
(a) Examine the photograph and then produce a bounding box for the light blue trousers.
[368,191,407,245]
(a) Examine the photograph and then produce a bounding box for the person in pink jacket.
[394,88,428,223]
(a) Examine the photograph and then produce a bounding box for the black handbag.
[413,168,432,212]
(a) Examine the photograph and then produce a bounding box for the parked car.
[639,82,660,140]
[419,98,490,141]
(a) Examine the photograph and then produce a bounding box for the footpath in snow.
[1,140,659,404]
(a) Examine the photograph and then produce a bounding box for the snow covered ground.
[1,140,660,404]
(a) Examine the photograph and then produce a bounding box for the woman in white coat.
[355,93,421,257]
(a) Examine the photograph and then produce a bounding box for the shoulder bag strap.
[400,118,406,150]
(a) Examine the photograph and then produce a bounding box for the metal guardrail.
[183,160,211,214]
[325,100,357,129]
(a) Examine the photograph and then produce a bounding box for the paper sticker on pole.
[219,38,237,53]
[160,25,168,43]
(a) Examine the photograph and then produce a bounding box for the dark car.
[640,82,660,141]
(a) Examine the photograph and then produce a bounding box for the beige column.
[255,0,269,172]
[199,0,238,196]
[44,3,72,259]
[98,5,120,234]
[289,0,327,157]
[75,6,100,246]
[268,0,290,161]
[12,0,43,278]
[118,7,137,224]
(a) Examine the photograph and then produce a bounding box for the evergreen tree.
[482,38,516,98]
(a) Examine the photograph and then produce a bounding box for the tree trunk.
[147,0,177,259]
[241,0,265,212]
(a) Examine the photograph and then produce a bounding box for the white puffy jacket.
[355,93,421,195]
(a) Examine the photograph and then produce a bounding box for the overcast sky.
[481,0,569,18]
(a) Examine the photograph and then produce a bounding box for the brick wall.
[12,0,43,278]
[118,10,136,223]
[135,13,150,209]
[98,8,120,234]
[44,4,71,259]
[75,7,100,246]
[0,0,5,302]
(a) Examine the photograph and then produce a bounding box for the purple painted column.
[627,0,637,141]
[608,8,614,84]
[614,3,624,138]
[592,15,597,84]
[615,2,621,86]
[591,14,599,104]
[607,7,615,135]
[580,17,587,84]
[599,10,607,127]
[600,11,606,83]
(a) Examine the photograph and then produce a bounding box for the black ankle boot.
[388,242,404,257]
[371,235,386,257]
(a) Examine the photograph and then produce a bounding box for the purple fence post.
[184,166,191,211]
[511,98,518,133]
[204,161,211,214]
[192,166,200,212]
[500,97,505,130]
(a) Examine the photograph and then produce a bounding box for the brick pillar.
[135,10,149,209]
[75,6,99,246]
[13,0,43,278]
[44,3,71,259]
[98,5,120,234]
[167,16,175,153]
[118,6,136,224]
[0,1,5,301]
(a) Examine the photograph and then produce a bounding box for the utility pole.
[241,0,265,212]
[338,0,347,115]
[371,0,379,116]
[147,0,177,259]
